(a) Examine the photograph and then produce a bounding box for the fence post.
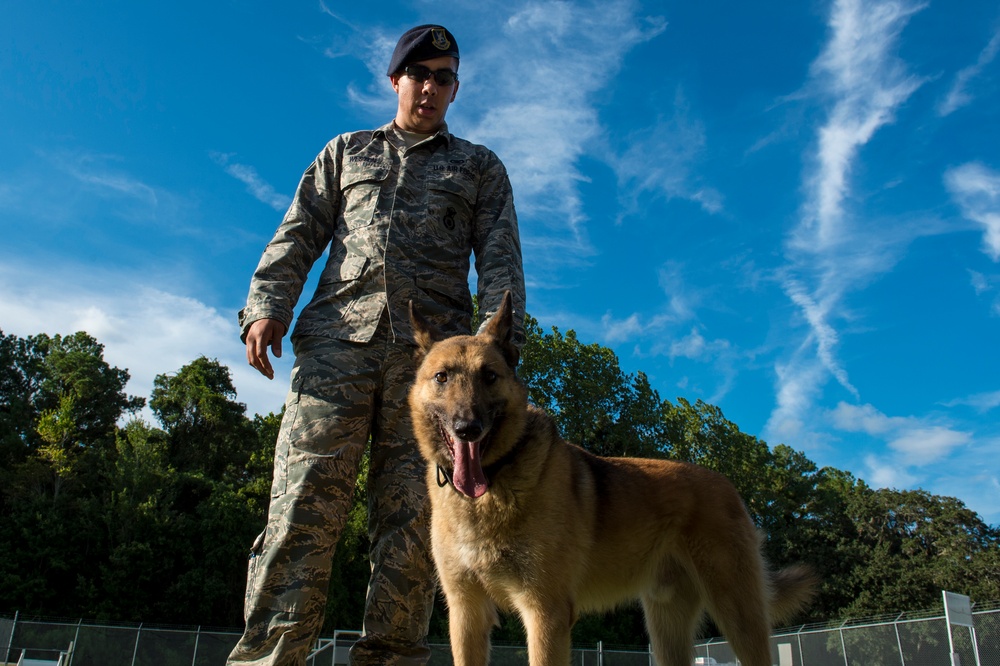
[893,612,905,666]
[68,618,83,666]
[969,625,982,666]
[597,640,603,666]
[839,623,849,666]
[191,626,201,666]
[131,623,143,666]
[5,610,17,664]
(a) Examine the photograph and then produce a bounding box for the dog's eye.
[434,371,448,384]
[483,370,498,385]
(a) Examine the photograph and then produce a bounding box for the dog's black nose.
[454,418,483,442]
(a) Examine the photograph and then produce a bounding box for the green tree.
[3,320,998,640]
[150,356,255,482]
[0,330,45,464]
[0,331,144,615]
[840,484,1000,615]
[660,398,776,521]
[518,316,666,458]
[762,460,867,620]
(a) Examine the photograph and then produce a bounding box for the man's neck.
[394,122,437,150]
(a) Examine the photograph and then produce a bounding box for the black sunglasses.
[403,64,459,86]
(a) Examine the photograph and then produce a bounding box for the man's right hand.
[246,318,286,380]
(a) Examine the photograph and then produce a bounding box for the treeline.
[1,317,998,645]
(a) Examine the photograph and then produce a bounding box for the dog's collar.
[436,464,454,489]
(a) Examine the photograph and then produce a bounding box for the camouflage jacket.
[238,121,526,347]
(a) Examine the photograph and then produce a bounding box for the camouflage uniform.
[228,121,525,666]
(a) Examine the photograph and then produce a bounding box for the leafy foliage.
[0,322,997,645]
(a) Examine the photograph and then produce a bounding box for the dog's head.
[408,291,526,499]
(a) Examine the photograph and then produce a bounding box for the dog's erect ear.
[409,300,445,358]
[480,291,520,368]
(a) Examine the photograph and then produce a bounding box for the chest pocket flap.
[340,164,390,229]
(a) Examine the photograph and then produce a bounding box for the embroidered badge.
[431,28,451,51]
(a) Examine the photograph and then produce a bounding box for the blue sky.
[2,0,999,524]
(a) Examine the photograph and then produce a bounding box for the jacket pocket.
[340,167,388,229]
[317,254,367,287]
[427,174,475,239]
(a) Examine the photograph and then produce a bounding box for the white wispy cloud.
[46,150,160,208]
[793,0,926,253]
[765,0,926,446]
[459,0,666,247]
[943,389,1000,412]
[781,276,858,399]
[67,167,159,206]
[211,152,292,212]
[597,259,746,403]
[888,426,971,465]
[831,401,971,466]
[600,313,645,344]
[937,29,1000,117]
[599,260,703,344]
[0,259,290,423]
[667,327,739,404]
[768,358,830,449]
[944,161,1000,261]
[864,454,918,488]
[612,88,724,221]
[669,327,732,362]
[830,401,906,434]
[966,269,1000,315]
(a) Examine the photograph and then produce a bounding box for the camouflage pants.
[227,320,435,666]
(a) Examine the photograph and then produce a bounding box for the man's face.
[391,56,459,133]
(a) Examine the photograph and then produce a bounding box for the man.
[227,24,526,666]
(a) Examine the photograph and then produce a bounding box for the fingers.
[246,319,283,380]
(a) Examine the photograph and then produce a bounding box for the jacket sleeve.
[472,150,526,348]
[237,141,342,342]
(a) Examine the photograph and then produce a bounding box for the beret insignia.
[431,28,451,51]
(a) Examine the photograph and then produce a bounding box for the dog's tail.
[768,564,818,625]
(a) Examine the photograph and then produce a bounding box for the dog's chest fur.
[432,484,552,586]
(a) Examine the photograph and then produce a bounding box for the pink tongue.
[453,439,488,498]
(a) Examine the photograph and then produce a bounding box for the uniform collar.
[379,120,453,149]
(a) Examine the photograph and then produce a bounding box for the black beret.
[386,25,459,76]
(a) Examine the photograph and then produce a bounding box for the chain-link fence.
[691,603,998,666]
[0,615,241,666]
[2,601,997,665]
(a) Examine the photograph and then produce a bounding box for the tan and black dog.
[408,292,816,666]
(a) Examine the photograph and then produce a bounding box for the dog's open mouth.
[440,424,489,499]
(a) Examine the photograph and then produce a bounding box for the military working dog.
[408,293,816,666]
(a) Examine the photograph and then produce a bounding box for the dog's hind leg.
[694,552,773,666]
[702,596,771,666]
[641,571,703,666]
[446,582,497,666]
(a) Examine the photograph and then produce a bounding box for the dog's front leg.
[516,595,575,666]
[447,583,497,666]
